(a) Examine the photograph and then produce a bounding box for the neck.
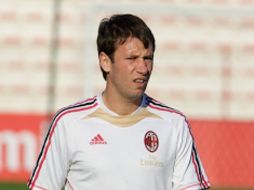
[102,91,142,116]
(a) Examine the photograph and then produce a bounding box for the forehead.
[116,37,153,54]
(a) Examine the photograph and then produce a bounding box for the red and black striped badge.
[144,131,159,153]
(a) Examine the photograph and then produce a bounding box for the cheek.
[118,62,134,75]
[147,62,153,72]
[111,64,129,81]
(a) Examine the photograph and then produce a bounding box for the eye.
[144,56,153,61]
[126,56,138,60]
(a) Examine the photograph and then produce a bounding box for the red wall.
[0,114,47,182]
[190,119,254,188]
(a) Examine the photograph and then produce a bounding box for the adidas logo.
[90,134,107,145]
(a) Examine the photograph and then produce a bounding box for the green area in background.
[0,182,27,190]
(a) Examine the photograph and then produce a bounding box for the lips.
[134,78,147,83]
[134,79,146,83]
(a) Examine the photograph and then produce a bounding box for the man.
[28,14,210,190]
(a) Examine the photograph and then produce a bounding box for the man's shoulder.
[53,95,99,122]
[144,94,186,120]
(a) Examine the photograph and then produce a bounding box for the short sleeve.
[27,118,69,190]
[172,117,210,190]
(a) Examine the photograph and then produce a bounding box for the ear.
[99,52,112,73]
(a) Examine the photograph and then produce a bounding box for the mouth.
[133,78,147,84]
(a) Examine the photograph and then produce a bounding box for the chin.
[128,91,145,100]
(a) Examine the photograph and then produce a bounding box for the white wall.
[0,0,254,120]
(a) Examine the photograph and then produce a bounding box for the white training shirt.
[28,93,210,190]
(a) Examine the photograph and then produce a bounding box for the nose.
[136,58,150,75]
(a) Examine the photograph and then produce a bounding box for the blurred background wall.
[0,0,254,188]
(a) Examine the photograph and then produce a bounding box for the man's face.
[106,37,154,101]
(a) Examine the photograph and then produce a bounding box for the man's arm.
[172,117,210,190]
[27,118,69,190]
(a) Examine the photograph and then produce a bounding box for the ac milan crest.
[144,131,159,153]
